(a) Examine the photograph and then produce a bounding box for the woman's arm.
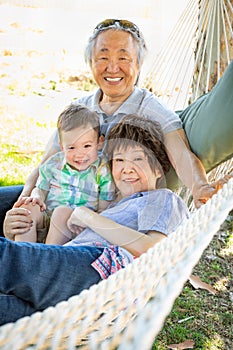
[68,206,166,257]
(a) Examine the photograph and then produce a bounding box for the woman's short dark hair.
[106,114,171,175]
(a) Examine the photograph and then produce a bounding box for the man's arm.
[164,129,217,208]
[17,131,60,200]
[3,132,60,238]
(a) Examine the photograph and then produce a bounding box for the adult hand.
[193,174,232,208]
[3,207,33,240]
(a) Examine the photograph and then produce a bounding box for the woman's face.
[91,30,140,103]
[112,145,161,198]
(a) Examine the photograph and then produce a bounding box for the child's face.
[61,125,99,171]
[112,145,161,197]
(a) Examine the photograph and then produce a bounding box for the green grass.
[152,224,233,350]
[0,144,43,186]
[0,109,57,185]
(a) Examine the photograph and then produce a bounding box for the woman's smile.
[112,146,160,197]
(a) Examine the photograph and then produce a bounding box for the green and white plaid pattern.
[36,152,115,214]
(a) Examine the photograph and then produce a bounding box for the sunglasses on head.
[94,19,140,38]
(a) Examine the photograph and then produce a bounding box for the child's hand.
[14,196,46,212]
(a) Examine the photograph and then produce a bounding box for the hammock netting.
[0,0,232,348]
[142,0,233,109]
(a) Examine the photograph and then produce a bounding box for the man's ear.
[98,135,105,150]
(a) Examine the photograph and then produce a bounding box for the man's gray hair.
[84,22,147,69]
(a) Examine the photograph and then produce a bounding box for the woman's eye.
[134,157,143,161]
[114,158,123,162]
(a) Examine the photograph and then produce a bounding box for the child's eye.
[84,144,92,148]
[67,146,75,150]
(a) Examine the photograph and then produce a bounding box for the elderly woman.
[2,19,233,237]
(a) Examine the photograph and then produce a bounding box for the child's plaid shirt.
[36,151,115,214]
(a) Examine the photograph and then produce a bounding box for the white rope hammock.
[0,179,232,349]
[0,0,232,348]
[142,0,233,110]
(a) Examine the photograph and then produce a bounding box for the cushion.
[176,60,233,173]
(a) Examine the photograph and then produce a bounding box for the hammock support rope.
[142,0,233,109]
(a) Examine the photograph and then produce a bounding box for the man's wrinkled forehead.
[93,29,137,51]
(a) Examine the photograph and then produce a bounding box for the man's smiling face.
[91,29,140,104]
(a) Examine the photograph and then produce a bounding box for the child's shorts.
[37,211,51,243]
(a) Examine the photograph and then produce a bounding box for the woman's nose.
[122,161,134,173]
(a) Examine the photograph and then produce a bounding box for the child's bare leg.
[46,206,73,245]
[15,203,43,242]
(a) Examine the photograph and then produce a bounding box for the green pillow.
[177,60,233,173]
